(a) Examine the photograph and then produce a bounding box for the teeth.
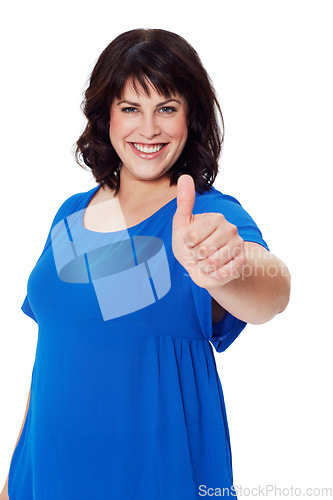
[133,143,164,153]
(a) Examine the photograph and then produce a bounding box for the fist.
[171,175,247,289]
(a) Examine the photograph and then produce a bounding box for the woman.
[2,29,290,499]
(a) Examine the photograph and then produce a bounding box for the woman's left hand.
[172,175,248,289]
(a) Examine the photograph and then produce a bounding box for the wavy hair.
[73,29,224,195]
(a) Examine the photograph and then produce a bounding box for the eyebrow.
[116,99,181,107]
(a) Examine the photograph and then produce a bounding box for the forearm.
[12,385,31,458]
[207,242,291,324]
[1,385,31,495]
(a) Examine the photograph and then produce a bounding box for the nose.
[139,112,161,140]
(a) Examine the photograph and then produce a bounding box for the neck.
[116,167,174,202]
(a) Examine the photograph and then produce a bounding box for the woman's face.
[109,80,189,182]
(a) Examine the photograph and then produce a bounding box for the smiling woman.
[4,28,290,500]
[108,81,189,181]
[74,28,224,198]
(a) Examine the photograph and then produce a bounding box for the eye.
[159,106,176,114]
[121,107,138,113]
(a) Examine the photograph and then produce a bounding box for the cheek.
[167,117,188,143]
[109,111,131,142]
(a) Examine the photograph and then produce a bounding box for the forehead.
[118,78,181,101]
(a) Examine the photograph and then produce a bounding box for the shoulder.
[194,185,245,218]
[51,186,98,226]
[194,184,269,251]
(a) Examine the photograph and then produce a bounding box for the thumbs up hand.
[172,175,247,289]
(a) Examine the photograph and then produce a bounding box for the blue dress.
[8,184,269,499]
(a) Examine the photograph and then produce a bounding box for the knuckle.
[234,241,244,256]
[198,246,207,258]
[208,254,218,266]
[228,223,238,236]
[239,253,247,266]
[187,229,196,241]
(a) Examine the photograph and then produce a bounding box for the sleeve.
[21,294,38,323]
[190,189,269,353]
[21,192,83,324]
[21,219,54,324]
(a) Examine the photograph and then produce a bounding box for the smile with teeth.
[132,143,166,153]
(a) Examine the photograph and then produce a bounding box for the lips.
[128,142,167,159]
[132,143,166,146]
[132,142,167,152]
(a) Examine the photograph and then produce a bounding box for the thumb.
[173,174,196,231]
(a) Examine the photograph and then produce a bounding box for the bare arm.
[1,384,31,497]
[207,242,291,325]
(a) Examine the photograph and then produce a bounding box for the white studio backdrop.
[1,0,332,497]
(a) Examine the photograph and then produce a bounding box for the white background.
[1,0,332,496]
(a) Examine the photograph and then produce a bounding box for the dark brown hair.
[73,28,224,195]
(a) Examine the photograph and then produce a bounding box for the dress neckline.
[80,185,178,235]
